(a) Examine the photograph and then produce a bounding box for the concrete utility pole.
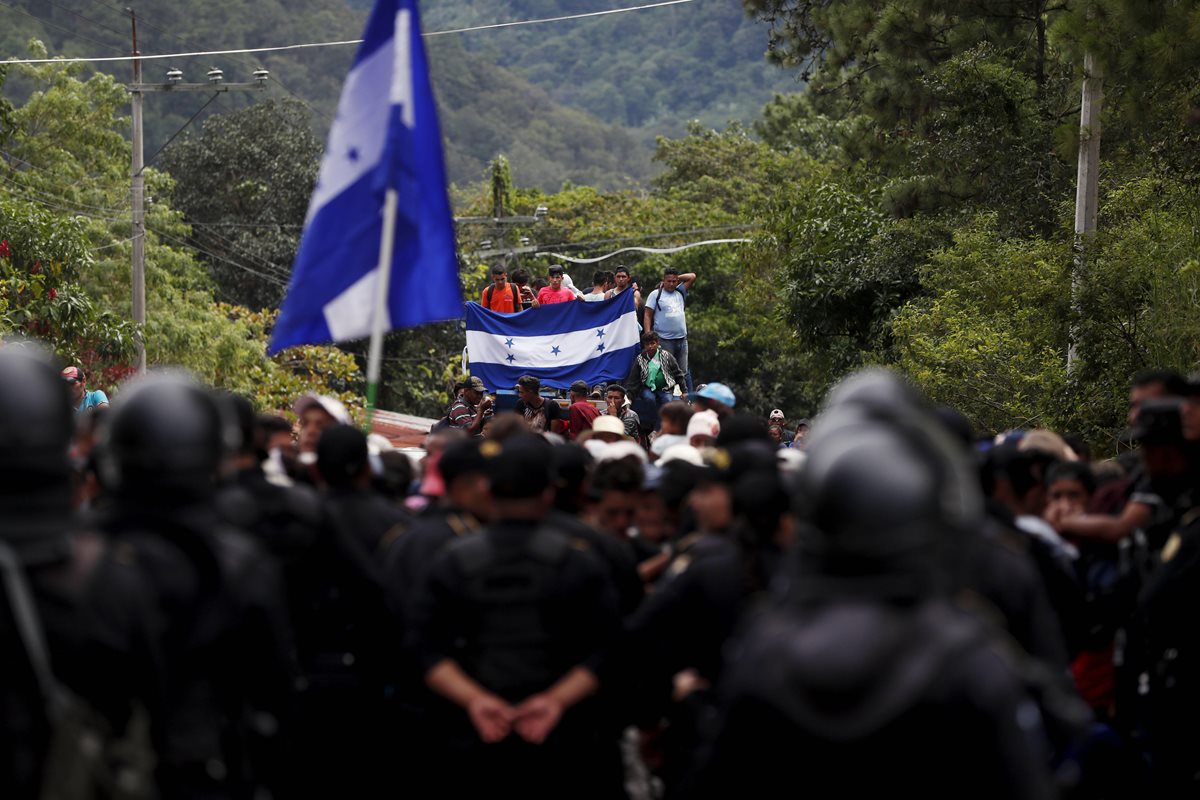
[126,8,268,373]
[129,10,145,373]
[1068,51,1103,373]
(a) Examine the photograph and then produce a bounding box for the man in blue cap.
[693,382,736,420]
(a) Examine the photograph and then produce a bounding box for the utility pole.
[129,10,145,373]
[454,155,548,263]
[1068,51,1103,373]
[126,8,268,373]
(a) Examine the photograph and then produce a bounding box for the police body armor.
[449,526,572,701]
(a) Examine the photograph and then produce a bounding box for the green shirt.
[646,352,667,391]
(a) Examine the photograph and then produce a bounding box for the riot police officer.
[95,374,298,800]
[0,345,160,800]
[1120,399,1200,798]
[685,370,1056,799]
[407,434,623,798]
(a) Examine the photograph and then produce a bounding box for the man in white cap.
[768,408,795,445]
[294,392,352,459]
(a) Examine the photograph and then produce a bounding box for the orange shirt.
[481,282,520,313]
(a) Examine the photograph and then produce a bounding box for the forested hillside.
[0,0,785,189]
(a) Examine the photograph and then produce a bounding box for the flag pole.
[365,187,399,433]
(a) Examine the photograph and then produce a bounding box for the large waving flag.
[466,292,639,390]
[269,0,462,354]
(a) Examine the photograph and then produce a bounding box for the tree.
[160,99,321,310]
[0,50,358,407]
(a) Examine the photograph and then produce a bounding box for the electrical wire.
[148,225,289,287]
[138,91,223,174]
[0,0,698,64]
[0,0,128,55]
[0,171,290,286]
[0,169,129,217]
[0,173,129,223]
[39,0,131,41]
[545,238,751,264]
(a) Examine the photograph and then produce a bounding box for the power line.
[0,172,289,285]
[148,225,288,288]
[0,173,129,223]
[39,0,130,41]
[0,168,129,217]
[0,0,128,55]
[0,0,698,64]
[139,91,223,174]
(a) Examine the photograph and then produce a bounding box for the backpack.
[652,284,686,313]
[483,283,521,312]
[0,539,155,800]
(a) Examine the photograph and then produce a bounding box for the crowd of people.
[5,331,1200,799]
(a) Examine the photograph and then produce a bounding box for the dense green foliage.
[740,0,1200,453]
[0,58,362,413]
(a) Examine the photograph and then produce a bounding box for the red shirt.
[567,400,600,439]
[537,286,576,305]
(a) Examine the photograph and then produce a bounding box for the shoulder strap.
[484,284,494,305]
[510,283,521,308]
[0,539,67,718]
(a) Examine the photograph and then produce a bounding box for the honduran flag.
[465,290,639,391]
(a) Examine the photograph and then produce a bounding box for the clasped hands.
[467,691,563,745]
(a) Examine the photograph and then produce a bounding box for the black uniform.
[287,426,410,799]
[686,600,1053,800]
[384,505,480,622]
[97,377,298,800]
[1125,505,1200,798]
[0,348,162,800]
[409,519,623,798]
[686,369,1057,799]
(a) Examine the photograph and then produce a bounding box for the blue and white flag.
[465,292,640,390]
[269,0,462,354]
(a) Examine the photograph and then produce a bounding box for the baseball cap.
[457,376,487,393]
[484,434,555,498]
[687,409,720,441]
[61,366,82,384]
[769,408,785,420]
[293,392,351,424]
[696,382,736,408]
[592,415,626,437]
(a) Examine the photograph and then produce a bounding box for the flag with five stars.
[464,290,639,390]
[269,0,462,354]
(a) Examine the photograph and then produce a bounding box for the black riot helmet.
[96,373,239,501]
[0,343,74,480]
[792,369,982,599]
[0,343,75,564]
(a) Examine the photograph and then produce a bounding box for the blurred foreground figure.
[0,346,159,800]
[96,374,297,800]
[686,370,1054,800]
